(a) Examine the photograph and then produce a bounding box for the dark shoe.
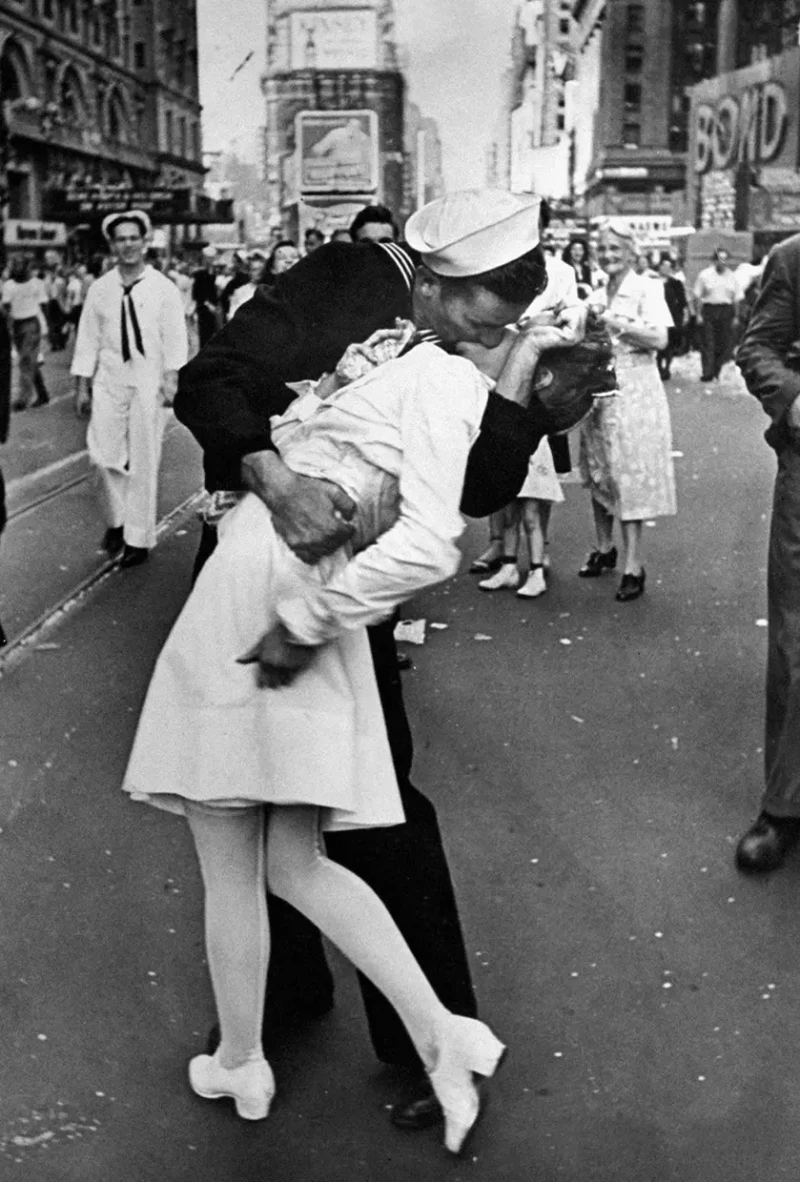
[102,526,125,555]
[396,651,413,672]
[11,401,27,412]
[390,1081,443,1131]
[119,545,149,568]
[578,547,617,578]
[735,812,800,873]
[0,621,7,648]
[32,393,49,406]
[615,569,646,601]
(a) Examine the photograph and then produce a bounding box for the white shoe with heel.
[427,1015,506,1155]
[189,1051,275,1120]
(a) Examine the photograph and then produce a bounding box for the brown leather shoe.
[735,812,800,873]
[390,1081,443,1131]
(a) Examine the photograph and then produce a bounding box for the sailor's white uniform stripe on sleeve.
[379,241,415,291]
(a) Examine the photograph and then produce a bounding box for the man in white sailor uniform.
[176,189,587,1130]
[72,210,188,567]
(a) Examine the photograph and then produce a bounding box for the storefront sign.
[4,219,67,248]
[45,183,193,223]
[297,110,378,194]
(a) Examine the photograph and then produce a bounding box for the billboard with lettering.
[297,110,378,194]
[687,49,800,231]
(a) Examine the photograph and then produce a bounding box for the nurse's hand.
[237,623,317,688]
[242,450,356,565]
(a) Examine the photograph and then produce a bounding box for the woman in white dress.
[577,222,677,601]
[122,329,540,1152]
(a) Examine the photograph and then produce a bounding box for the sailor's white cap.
[101,209,152,241]
[405,189,542,278]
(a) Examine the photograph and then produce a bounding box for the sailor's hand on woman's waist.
[242,450,356,564]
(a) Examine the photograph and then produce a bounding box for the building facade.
[404,101,443,213]
[488,0,576,200]
[262,0,408,239]
[570,0,725,223]
[0,0,219,258]
[686,0,800,248]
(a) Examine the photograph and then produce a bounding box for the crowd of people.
[3,186,796,1161]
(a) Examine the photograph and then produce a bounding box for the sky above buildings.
[196,0,518,191]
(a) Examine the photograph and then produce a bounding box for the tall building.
[404,102,443,212]
[488,1,576,199]
[262,0,407,239]
[571,0,724,222]
[0,0,223,259]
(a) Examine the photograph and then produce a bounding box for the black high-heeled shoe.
[615,568,646,601]
[578,546,617,578]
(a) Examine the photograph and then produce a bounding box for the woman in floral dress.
[577,221,676,602]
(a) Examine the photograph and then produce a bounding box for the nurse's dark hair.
[438,243,549,306]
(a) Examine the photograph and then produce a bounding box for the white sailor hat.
[101,209,152,241]
[405,189,541,278]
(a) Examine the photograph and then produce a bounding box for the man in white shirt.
[693,247,740,381]
[2,257,49,409]
[71,210,188,567]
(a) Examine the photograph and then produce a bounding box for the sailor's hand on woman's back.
[242,451,356,564]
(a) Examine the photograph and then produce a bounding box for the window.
[625,49,643,72]
[134,41,146,69]
[624,83,642,113]
[559,18,569,34]
[622,121,641,147]
[164,109,173,154]
[626,5,644,34]
[59,67,84,122]
[556,114,565,131]
[178,116,186,158]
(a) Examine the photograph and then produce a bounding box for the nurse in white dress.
[577,221,676,602]
[122,189,552,1154]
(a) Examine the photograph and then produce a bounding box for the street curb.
[0,490,204,677]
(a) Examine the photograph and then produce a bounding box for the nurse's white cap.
[101,209,152,241]
[405,189,541,278]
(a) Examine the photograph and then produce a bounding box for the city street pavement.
[2,355,800,1181]
[1,345,203,646]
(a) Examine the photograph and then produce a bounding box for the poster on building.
[297,111,378,194]
[289,9,378,71]
[687,48,800,231]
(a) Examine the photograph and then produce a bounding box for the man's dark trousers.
[193,523,477,1069]
[700,303,735,379]
[763,444,800,818]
